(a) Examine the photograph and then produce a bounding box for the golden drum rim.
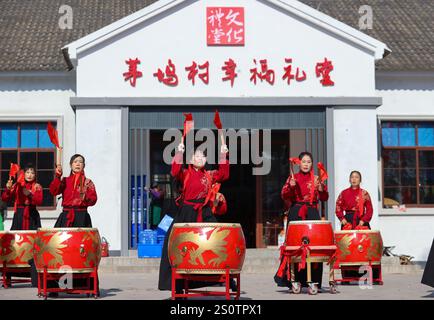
[172,223,242,228]
[288,220,332,225]
[37,227,100,232]
[335,230,382,235]
[0,230,37,234]
[5,264,31,268]
[173,269,242,274]
[339,261,382,266]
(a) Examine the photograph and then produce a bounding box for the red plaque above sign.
[207,7,245,46]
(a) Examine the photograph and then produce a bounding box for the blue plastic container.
[138,243,163,258]
[139,229,157,244]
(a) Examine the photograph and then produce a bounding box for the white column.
[75,107,123,252]
[332,106,379,229]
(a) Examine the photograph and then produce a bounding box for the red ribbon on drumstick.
[317,162,328,183]
[47,122,62,166]
[9,163,20,179]
[213,109,225,147]
[289,157,301,180]
[182,113,194,144]
[317,162,328,217]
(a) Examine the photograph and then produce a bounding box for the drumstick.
[219,129,225,149]
[56,147,62,167]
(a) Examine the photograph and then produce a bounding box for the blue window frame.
[382,121,434,207]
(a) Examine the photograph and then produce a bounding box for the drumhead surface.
[172,223,241,228]
[0,230,37,234]
[37,227,99,232]
[335,230,381,234]
[288,220,332,225]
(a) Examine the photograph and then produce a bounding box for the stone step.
[99,249,422,274]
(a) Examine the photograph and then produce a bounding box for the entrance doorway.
[128,107,326,249]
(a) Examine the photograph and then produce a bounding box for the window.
[0,122,57,208]
[381,122,434,208]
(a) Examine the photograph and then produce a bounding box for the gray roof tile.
[0,0,432,72]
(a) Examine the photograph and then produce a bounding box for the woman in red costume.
[48,154,98,296]
[2,164,42,287]
[158,142,229,292]
[336,171,376,281]
[335,171,373,230]
[275,151,329,291]
[50,154,97,227]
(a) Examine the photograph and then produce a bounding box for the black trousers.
[274,204,323,289]
[422,238,434,288]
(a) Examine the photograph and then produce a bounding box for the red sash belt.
[182,199,206,222]
[63,206,86,227]
[295,202,318,220]
[16,205,32,230]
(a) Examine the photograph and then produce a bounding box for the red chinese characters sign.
[207,7,245,46]
[122,57,335,88]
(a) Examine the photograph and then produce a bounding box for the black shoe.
[230,279,238,292]
[48,292,59,298]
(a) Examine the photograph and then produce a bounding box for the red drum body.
[0,231,36,268]
[285,221,336,260]
[168,223,246,274]
[34,228,101,273]
[335,230,383,266]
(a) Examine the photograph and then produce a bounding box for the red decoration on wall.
[315,58,334,86]
[222,58,238,87]
[185,61,210,85]
[250,59,275,85]
[154,59,179,86]
[123,58,143,87]
[283,58,307,85]
[207,7,245,46]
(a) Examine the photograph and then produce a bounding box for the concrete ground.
[0,271,433,300]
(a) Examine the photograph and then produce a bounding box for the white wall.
[0,72,76,227]
[332,107,380,230]
[75,107,123,251]
[76,0,376,98]
[376,71,434,261]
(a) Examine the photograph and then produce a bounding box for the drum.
[285,220,336,261]
[168,223,246,274]
[0,231,36,268]
[33,228,101,273]
[334,230,383,266]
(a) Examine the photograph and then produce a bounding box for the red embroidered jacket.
[281,171,329,204]
[171,152,229,201]
[49,174,97,208]
[335,187,373,223]
[2,182,43,207]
